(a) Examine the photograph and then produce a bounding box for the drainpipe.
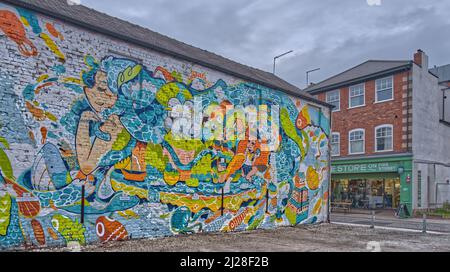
[442,87,449,121]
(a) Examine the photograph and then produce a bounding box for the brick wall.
[0,2,330,250]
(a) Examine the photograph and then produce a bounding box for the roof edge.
[0,0,332,108]
[305,60,411,93]
[307,62,413,95]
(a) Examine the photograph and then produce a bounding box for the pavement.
[331,211,450,233]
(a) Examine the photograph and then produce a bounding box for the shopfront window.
[331,177,400,209]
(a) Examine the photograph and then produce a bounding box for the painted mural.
[0,4,330,249]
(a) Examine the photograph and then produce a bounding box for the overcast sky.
[81,0,450,89]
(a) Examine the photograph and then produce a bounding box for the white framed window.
[375,76,394,102]
[349,129,365,155]
[327,90,340,112]
[375,125,393,152]
[349,83,365,108]
[331,133,340,156]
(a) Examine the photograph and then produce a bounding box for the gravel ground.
[14,223,450,252]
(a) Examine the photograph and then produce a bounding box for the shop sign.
[332,162,400,174]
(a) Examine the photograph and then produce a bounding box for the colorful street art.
[0,4,330,250]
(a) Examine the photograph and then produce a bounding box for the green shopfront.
[331,155,413,216]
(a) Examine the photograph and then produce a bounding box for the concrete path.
[331,212,450,233]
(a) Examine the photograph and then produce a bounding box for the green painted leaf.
[0,194,12,236]
[0,148,13,180]
[0,137,9,150]
[112,129,131,151]
[118,65,142,88]
[280,108,305,158]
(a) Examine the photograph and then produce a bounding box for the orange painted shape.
[0,10,37,57]
[96,216,129,243]
[31,219,46,246]
[47,227,59,240]
[45,23,63,40]
[155,66,175,82]
[40,127,48,144]
[26,101,46,121]
[227,208,249,231]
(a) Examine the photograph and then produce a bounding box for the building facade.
[307,50,450,216]
[0,0,331,249]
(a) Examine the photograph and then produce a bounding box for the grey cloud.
[81,0,450,89]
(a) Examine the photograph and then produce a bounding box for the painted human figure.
[242,140,259,181]
[76,71,124,177]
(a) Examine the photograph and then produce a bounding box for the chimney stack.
[414,49,429,69]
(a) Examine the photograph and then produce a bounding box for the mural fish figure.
[223,208,251,232]
[95,216,129,243]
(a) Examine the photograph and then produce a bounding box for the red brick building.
[305,50,449,215]
[306,57,415,158]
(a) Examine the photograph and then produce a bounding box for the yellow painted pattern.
[160,185,266,213]
[111,179,148,199]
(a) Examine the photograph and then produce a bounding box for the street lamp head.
[274,50,294,60]
[273,50,294,74]
[306,68,321,87]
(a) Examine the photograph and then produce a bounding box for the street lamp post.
[273,50,294,75]
[306,68,320,87]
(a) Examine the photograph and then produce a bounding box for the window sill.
[374,149,394,153]
[348,152,365,156]
[374,98,394,104]
[348,104,366,110]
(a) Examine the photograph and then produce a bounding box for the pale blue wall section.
[0,73,32,145]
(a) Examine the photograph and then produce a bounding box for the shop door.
[368,179,384,209]
[384,178,401,209]
[348,179,369,209]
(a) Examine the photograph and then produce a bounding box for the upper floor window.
[349,129,365,155]
[376,76,394,102]
[375,125,393,152]
[331,133,340,156]
[327,90,340,112]
[349,83,365,108]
